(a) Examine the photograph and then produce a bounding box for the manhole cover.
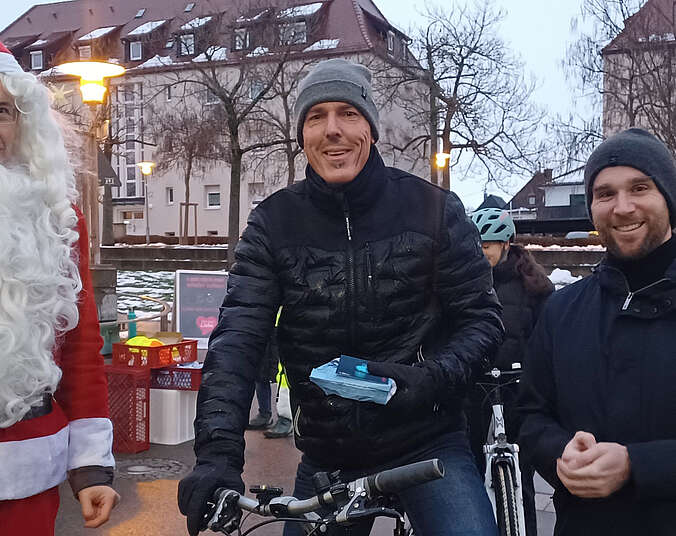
[116,458,189,481]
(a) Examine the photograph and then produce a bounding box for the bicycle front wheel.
[492,461,520,536]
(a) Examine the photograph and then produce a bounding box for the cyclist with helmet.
[469,208,554,536]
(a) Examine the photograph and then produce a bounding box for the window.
[165,39,174,49]
[205,185,220,208]
[29,50,43,70]
[166,85,172,101]
[130,41,143,61]
[166,187,174,205]
[179,33,195,55]
[528,195,536,206]
[249,80,264,100]
[279,21,306,45]
[135,8,146,18]
[387,31,394,54]
[234,28,250,50]
[78,45,91,59]
[207,230,218,236]
[184,2,195,12]
[126,181,136,197]
[165,231,176,236]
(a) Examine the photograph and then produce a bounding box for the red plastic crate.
[105,365,150,454]
[111,339,198,368]
[150,366,202,391]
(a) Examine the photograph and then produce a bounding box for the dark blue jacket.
[519,260,676,535]
[195,148,503,471]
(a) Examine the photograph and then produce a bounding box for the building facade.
[0,0,428,241]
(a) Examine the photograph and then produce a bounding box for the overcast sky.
[1,0,587,208]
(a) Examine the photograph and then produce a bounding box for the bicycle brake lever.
[335,477,405,525]
[207,489,241,534]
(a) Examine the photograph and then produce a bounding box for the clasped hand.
[556,431,631,498]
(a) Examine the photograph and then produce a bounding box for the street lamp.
[53,60,126,261]
[137,161,155,245]
[435,152,451,168]
[54,61,125,103]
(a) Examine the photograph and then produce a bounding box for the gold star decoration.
[48,83,74,106]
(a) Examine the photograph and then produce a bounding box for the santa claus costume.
[0,42,115,534]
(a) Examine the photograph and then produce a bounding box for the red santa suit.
[0,208,114,532]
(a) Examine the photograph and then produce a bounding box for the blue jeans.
[255,381,272,415]
[283,430,497,536]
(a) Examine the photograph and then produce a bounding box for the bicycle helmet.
[470,208,516,242]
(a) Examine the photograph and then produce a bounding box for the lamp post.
[137,161,155,245]
[54,61,126,260]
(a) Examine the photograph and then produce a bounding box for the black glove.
[178,443,245,536]
[367,361,439,413]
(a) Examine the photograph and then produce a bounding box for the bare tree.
[379,1,543,190]
[556,0,676,162]
[154,4,326,264]
[149,96,227,243]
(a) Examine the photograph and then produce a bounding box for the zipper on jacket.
[343,197,356,348]
[605,265,669,311]
[366,242,376,317]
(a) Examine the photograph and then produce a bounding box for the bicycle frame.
[482,369,526,536]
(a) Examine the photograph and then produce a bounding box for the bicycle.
[478,366,526,536]
[204,458,444,535]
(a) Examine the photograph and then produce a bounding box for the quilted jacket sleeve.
[193,207,281,469]
[424,192,504,393]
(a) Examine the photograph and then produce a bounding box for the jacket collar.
[305,146,387,214]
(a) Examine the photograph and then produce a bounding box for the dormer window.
[135,8,146,18]
[78,45,92,59]
[528,195,536,206]
[179,33,195,55]
[234,28,250,50]
[30,50,43,70]
[279,21,306,45]
[130,41,143,61]
[184,2,195,12]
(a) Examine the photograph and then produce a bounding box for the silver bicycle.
[480,366,526,536]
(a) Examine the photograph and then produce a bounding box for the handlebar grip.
[366,458,444,495]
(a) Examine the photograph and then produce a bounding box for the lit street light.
[53,60,126,261]
[137,161,156,245]
[435,152,451,168]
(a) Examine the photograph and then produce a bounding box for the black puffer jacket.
[491,245,553,370]
[196,148,503,471]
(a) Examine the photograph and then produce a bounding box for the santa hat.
[0,41,23,73]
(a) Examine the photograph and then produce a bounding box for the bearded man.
[519,128,676,535]
[0,42,118,534]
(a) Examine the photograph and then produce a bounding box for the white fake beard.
[0,165,81,428]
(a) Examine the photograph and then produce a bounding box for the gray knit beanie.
[584,128,676,224]
[294,58,380,148]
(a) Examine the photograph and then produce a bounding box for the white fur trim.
[0,53,22,73]
[67,418,115,470]
[0,426,69,500]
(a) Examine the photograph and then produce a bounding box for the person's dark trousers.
[255,380,272,416]
[283,430,497,536]
[468,383,537,536]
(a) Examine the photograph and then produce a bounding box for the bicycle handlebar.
[366,458,445,495]
[207,458,445,533]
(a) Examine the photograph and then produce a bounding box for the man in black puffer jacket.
[179,59,504,536]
